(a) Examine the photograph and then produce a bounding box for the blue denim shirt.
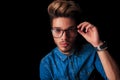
[40,44,108,80]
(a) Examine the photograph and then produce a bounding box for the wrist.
[95,41,108,51]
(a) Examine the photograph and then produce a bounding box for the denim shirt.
[40,44,108,80]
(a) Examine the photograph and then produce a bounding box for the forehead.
[52,17,76,29]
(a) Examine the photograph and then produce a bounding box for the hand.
[77,21,103,47]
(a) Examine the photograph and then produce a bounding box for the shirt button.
[87,72,90,75]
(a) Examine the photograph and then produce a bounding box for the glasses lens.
[68,27,77,33]
[51,27,77,38]
[51,28,63,38]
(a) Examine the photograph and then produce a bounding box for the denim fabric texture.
[40,43,108,80]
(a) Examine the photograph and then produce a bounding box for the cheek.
[70,33,77,40]
[70,37,76,43]
[69,35,78,44]
[53,38,59,44]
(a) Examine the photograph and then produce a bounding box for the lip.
[60,42,69,47]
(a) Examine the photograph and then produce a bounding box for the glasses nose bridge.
[62,29,68,35]
[63,29,69,33]
[61,29,70,37]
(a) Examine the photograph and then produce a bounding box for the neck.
[61,48,75,56]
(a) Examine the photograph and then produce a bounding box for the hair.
[47,0,82,26]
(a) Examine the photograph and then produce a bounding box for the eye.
[69,28,74,30]
[52,28,62,33]
[55,29,61,32]
[68,27,76,32]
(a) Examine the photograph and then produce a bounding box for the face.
[52,17,77,55]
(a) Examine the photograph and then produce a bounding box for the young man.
[40,0,120,80]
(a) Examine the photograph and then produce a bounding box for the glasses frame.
[51,27,77,38]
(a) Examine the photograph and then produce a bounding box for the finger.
[85,24,93,32]
[77,22,89,32]
[77,29,86,36]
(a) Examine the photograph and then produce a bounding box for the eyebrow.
[52,26,76,29]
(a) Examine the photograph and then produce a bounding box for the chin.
[59,46,71,53]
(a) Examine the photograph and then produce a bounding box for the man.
[40,0,120,80]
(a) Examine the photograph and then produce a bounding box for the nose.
[61,31,69,40]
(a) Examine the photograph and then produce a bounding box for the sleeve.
[94,53,108,80]
[39,60,52,80]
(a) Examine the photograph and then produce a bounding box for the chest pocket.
[79,65,94,80]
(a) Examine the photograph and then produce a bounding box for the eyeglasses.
[51,27,77,38]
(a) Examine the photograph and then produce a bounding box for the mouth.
[60,42,69,47]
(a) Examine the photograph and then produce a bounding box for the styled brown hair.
[48,0,82,25]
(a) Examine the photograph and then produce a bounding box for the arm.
[97,49,120,80]
[77,21,120,80]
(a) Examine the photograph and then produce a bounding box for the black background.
[7,0,120,79]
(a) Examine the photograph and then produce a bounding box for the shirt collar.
[54,47,75,61]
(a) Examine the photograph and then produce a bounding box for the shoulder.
[40,47,57,65]
[76,43,97,56]
[82,43,96,51]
